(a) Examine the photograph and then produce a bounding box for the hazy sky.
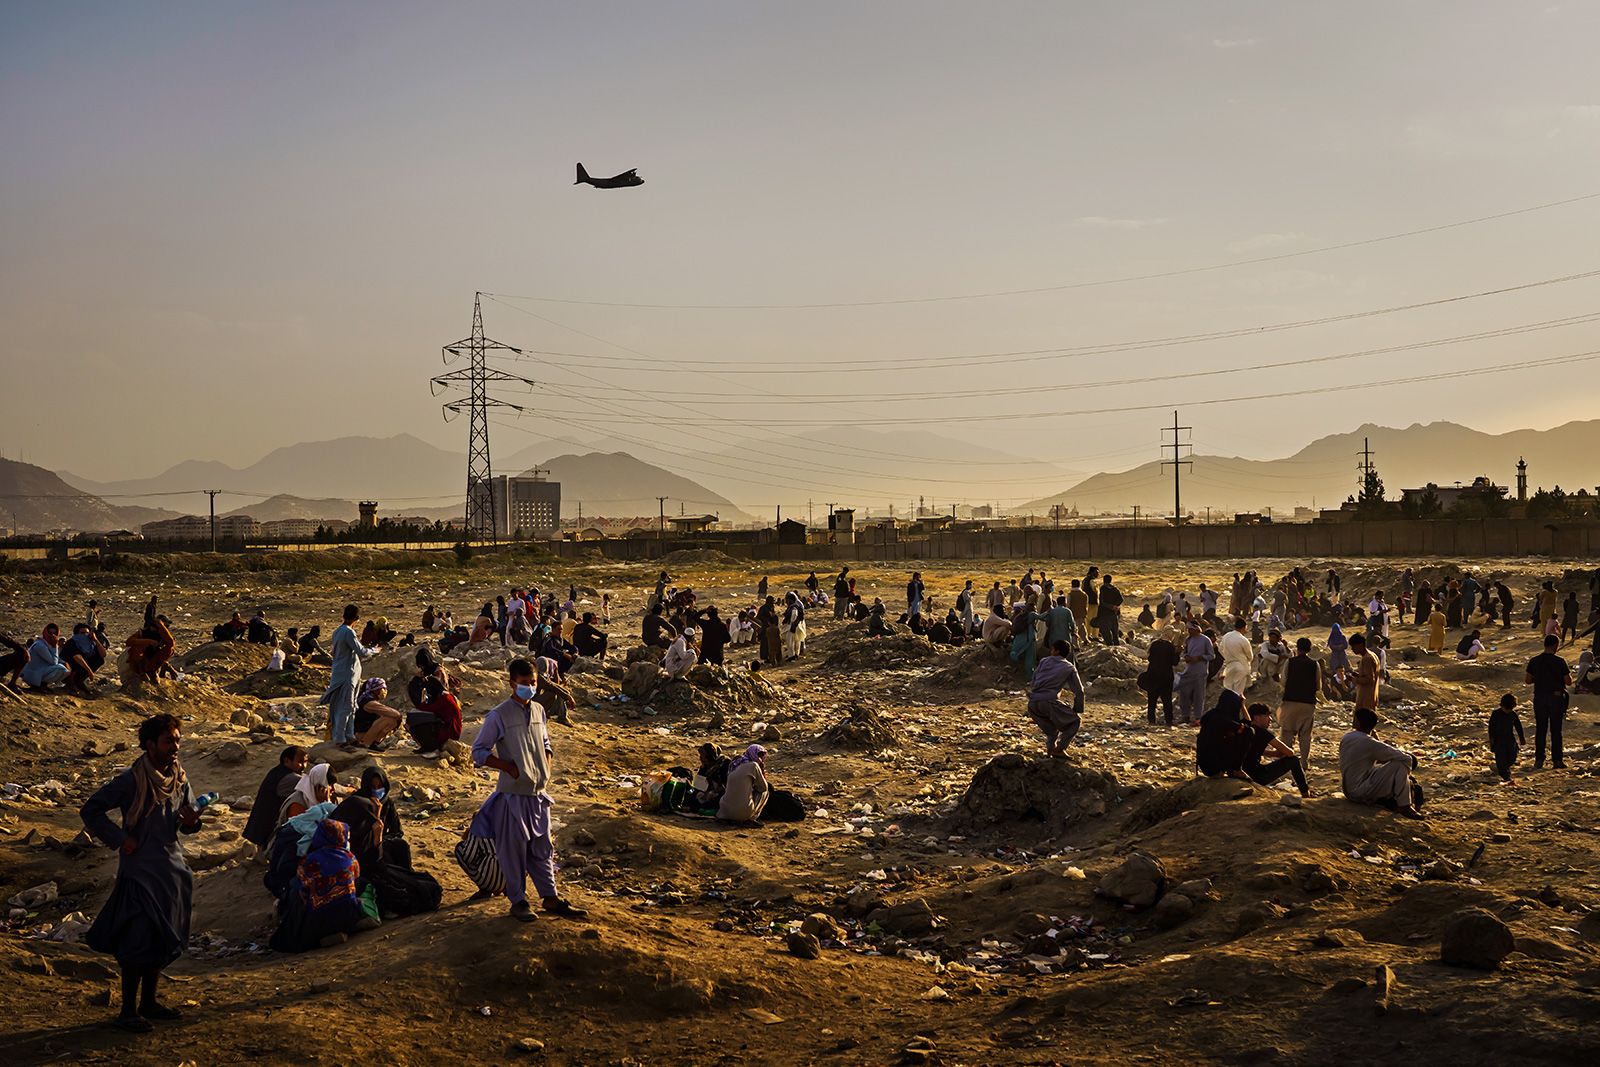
[4,1,1599,507]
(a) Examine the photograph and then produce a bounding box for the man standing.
[1219,617,1254,697]
[956,579,975,637]
[1339,707,1422,818]
[472,658,587,922]
[1494,581,1514,630]
[1067,579,1090,644]
[833,568,851,621]
[1525,634,1572,769]
[906,572,925,617]
[986,581,1006,614]
[1145,633,1178,727]
[1277,638,1322,767]
[1460,572,1481,620]
[1098,574,1124,645]
[1027,640,1085,758]
[1042,595,1078,657]
[322,604,377,751]
[80,713,202,1032]
[1178,620,1214,725]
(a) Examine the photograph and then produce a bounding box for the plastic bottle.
[194,791,220,810]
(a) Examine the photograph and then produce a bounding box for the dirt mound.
[818,703,901,750]
[951,753,1120,834]
[648,664,794,723]
[1123,775,1263,833]
[226,662,324,700]
[178,641,273,676]
[823,631,944,669]
[926,641,1016,689]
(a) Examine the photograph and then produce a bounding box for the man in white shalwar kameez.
[1339,707,1422,818]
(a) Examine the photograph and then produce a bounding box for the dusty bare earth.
[2,550,1598,1066]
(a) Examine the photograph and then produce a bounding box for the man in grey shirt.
[1178,619,1214,725]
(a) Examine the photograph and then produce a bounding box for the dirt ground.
[2,551,1598,1066]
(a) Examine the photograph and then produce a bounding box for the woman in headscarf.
[717,745,769,824]
[80,713,201,1031]
[782,592,807,660]
[757,596,783,665]
[1575,649,1598,694]
[263,795,339,901]
[278,763,336,826]
[328,766,441,918]
[1456,629,1485,660]
[1414,582,1434,626]
[270,818,376,952]
[407,676,463,757]
[352,677,403,750]
[1326,623,1350,675]
[1009,599,1042,677]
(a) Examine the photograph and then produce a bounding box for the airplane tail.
[575,162,591,185]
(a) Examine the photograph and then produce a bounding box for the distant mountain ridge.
[1022,420,1600,516]
[0,458,181,533]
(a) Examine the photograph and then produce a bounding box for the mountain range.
[1021,420,1600,516]
[0,458,180,534]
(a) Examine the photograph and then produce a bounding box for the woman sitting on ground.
[406,677,462,758]
[328,767,440,918]
[1574,650,1598,694]
[717,745,769,825]
[690,743,731,810]
[278,763,337,826]
[270,819,378,952]
[353,677,403,750]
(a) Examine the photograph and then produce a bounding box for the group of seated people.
[8,595,180,694]
[342,647,465,756]
[244,748,442,952]
[673,743,805,825]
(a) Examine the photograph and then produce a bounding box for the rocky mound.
[926,642,1017,690]
[950,753,1120,835]
[1073,643,1146,699]
[818,703,900,751]
[823,632,945,670]
[650,665,792,724]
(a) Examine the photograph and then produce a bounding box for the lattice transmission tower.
[432,293,532,542]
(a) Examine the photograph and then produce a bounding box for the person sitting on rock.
[664,628,698,679]
[1339,707,1423,819]
[1242,702,1310,796]
[353,677,403,750]
[572,612,609,660]
[246,611,276,645]
[642,603,677,650]
[717,745,769,825]
[1027,640,1085,758]
[407,676,463,758]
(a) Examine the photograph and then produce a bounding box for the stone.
[1422,859,1461,882]
[1372,965,1396,1015]
[1279,793,1302,808]
[1096,852,1167,910]
[1491,832,1512,844]
[622,661,667,701]
[572,827,597,848]
[212,741,249,765]
[1312,927,1366,949]
[1172,878,1213,901]
[759,723,783,743]
[877,898,935,935]
[514,1037,545,1054]
[1233,900,1288,936]
[1151,891,1194,930]
[786,930,822,959]
[230,708,262,729]
[954,754,1120,833]
[8,881,59,908]
[1328,977,1367,996]
[845,890,882,919]
[1440,908,1515,970]
[801,913,846,943]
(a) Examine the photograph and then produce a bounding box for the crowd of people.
[52,560,1600,1032]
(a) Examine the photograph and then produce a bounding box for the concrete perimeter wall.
[550,519,1600,563]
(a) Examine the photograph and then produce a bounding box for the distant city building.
[141,515,259,540]
[490,469,561,538]
[260,518,319,539]
[358,501,378,529]
[1400,477,1508,513]
[667,514,719,534]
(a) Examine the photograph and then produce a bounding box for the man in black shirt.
[1243,703,1310,796]
[1525,634,1572,769]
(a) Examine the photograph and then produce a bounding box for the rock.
[513,1037,545,1054]
[1491,832,1512,844]
[1373,964,1396,1015]
[8,881,59,908]
[1440,908,1515,970]
[801,913,846,943]
[230,708,262,728]
[878,898,935,935]
[603,665,626,682]
[1312,927,1366,949]
[1151,892,1194,930]
[845,890,882,919]
[622,661,667,701]
[1279,793,1302,808]
[759,723,783,743]
[1233,900,1288,936]
[686,663,725,688]
[786,930,822,959]
[572,828,597,848]
[1096,852,1167,910]
[81,739,112,758]
[212,741,249,765]
[821,703,901,750]
[954,754,1121,834]
[308,740,374,772]
[1422,859,1461,882]
[1328,976,1367,996]
[1172,878,1213,901]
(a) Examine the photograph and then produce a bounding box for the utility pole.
[1357,436,1375,495]
[431,293,531,543]
[657,496,667,541]
[1132,504,1141,524]
[1160,409,1192,530]
[205,489,221,552]
[808,499,813,527]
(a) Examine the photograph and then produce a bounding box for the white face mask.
[513,683,535,701]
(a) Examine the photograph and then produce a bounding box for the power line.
[481,189,1600,310]
[482,266,1600,374]
[1161,411,1192,529]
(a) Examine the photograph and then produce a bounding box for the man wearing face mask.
[470,658,587,922]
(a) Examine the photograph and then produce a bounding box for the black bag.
[372,863,442,917]
[763,789,806,822]
[1135,670,1151,693]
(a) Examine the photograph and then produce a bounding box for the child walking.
[1487,692,1525,785]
